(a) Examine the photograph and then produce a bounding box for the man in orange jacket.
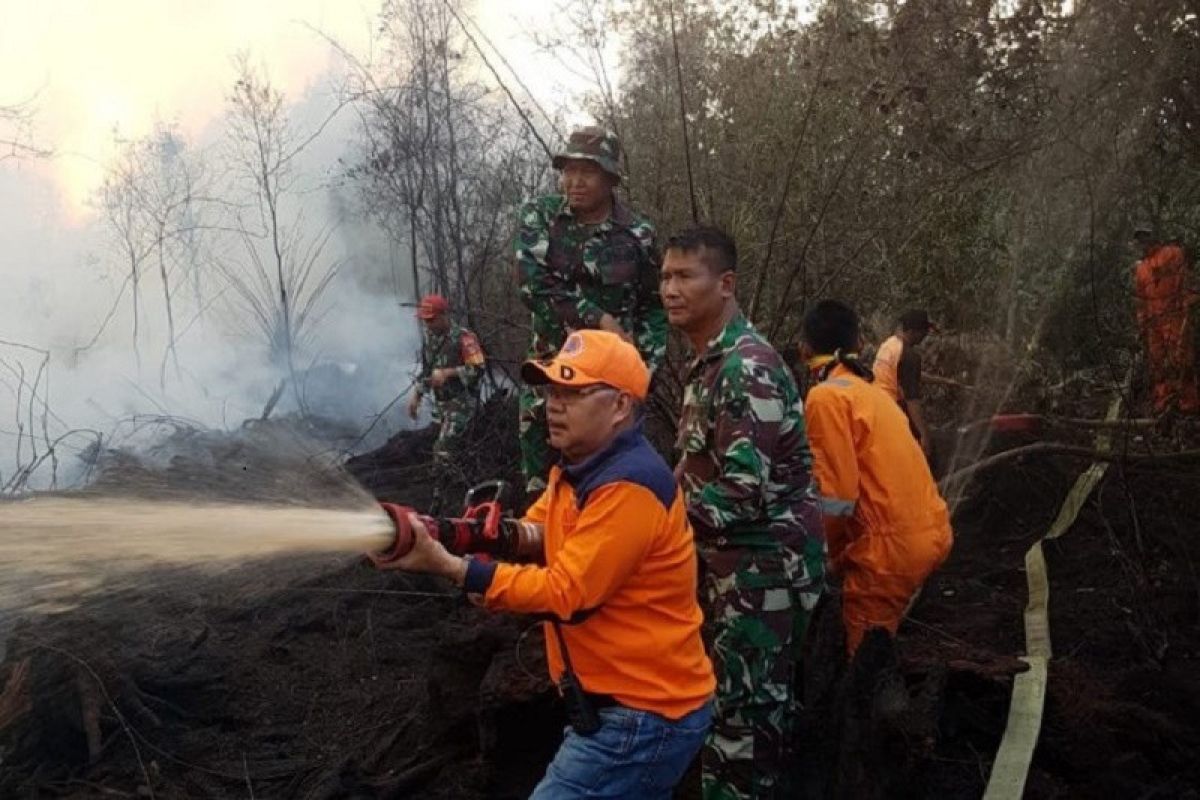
[802,300,953,654]
[1133,224,1198,415]
[381,329,715,799]
[872,309,937,458]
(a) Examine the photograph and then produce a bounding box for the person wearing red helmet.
[408,294,486,465]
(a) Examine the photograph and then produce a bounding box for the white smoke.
[0,66,421,493]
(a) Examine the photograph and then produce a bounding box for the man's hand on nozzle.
[376,514,468,585]
[407,392,422,420]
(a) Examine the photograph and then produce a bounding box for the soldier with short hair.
[514,126,667,498]
[407,294,486,465]
[662,225,825,799]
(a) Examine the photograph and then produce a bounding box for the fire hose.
[368,480,542,566]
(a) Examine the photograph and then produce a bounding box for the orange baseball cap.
[417,294,449,319]
[521,330,650,400]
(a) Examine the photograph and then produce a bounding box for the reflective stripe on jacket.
[804,364,951,574]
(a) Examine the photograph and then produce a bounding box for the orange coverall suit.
[805,363,953,653]
[1135,244,1199,414]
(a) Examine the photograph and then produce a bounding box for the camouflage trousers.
[517,386,556,496]
[701,563,820,800]
[432,398,474,464]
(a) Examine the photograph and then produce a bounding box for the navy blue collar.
[561,423,643,485]
[564,422,648,479]
[558,419,676,511]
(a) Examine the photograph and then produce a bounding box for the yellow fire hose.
[983,391,1124,799]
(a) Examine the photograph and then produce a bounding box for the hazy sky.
[0,0,604,222]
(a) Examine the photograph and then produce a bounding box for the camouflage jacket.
[514,194,667,372]
[417,322,485,404]
[676,312,824,586]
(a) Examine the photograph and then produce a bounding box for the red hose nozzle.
[368,502,418,566]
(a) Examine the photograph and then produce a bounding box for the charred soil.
[2,397,1199,798]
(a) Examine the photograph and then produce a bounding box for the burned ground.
[904,449,1200,799]
[1,394,1199,799]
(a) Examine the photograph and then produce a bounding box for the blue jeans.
[530,700,713,799]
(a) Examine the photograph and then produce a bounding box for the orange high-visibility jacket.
[805,364,952,579]
[872,335,905,402]
[1136,244,1195,332]
[1134,244,1198,413]
[463,426,715,719]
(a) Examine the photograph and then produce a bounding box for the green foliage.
[598,0,1199,377]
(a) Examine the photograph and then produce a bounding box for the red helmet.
[417,294,450,320]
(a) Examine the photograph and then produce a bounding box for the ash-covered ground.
[2,393,1199,799]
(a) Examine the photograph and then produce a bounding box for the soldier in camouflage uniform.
[513,126,667,497]
[662,226,825,799]
[407,294,486,465]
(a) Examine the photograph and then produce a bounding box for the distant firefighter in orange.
[1132,224,1198,415]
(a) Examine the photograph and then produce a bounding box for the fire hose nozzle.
[367,482,537,569]
[368,502,420,566]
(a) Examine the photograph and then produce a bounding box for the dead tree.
[221,57,344,414]
[0,94,50,162]
[340,0,551,377]
[96,126,212,387]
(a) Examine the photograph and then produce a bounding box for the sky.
[0,0,604,222]
[0,0,619,487]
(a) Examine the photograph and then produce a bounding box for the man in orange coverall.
[1133,224,1198,414]
[800,300,953,654]
[379,329,715,799]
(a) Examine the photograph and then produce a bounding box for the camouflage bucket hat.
[552,126,622,181]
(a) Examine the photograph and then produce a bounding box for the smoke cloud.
[0,68,421,493]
